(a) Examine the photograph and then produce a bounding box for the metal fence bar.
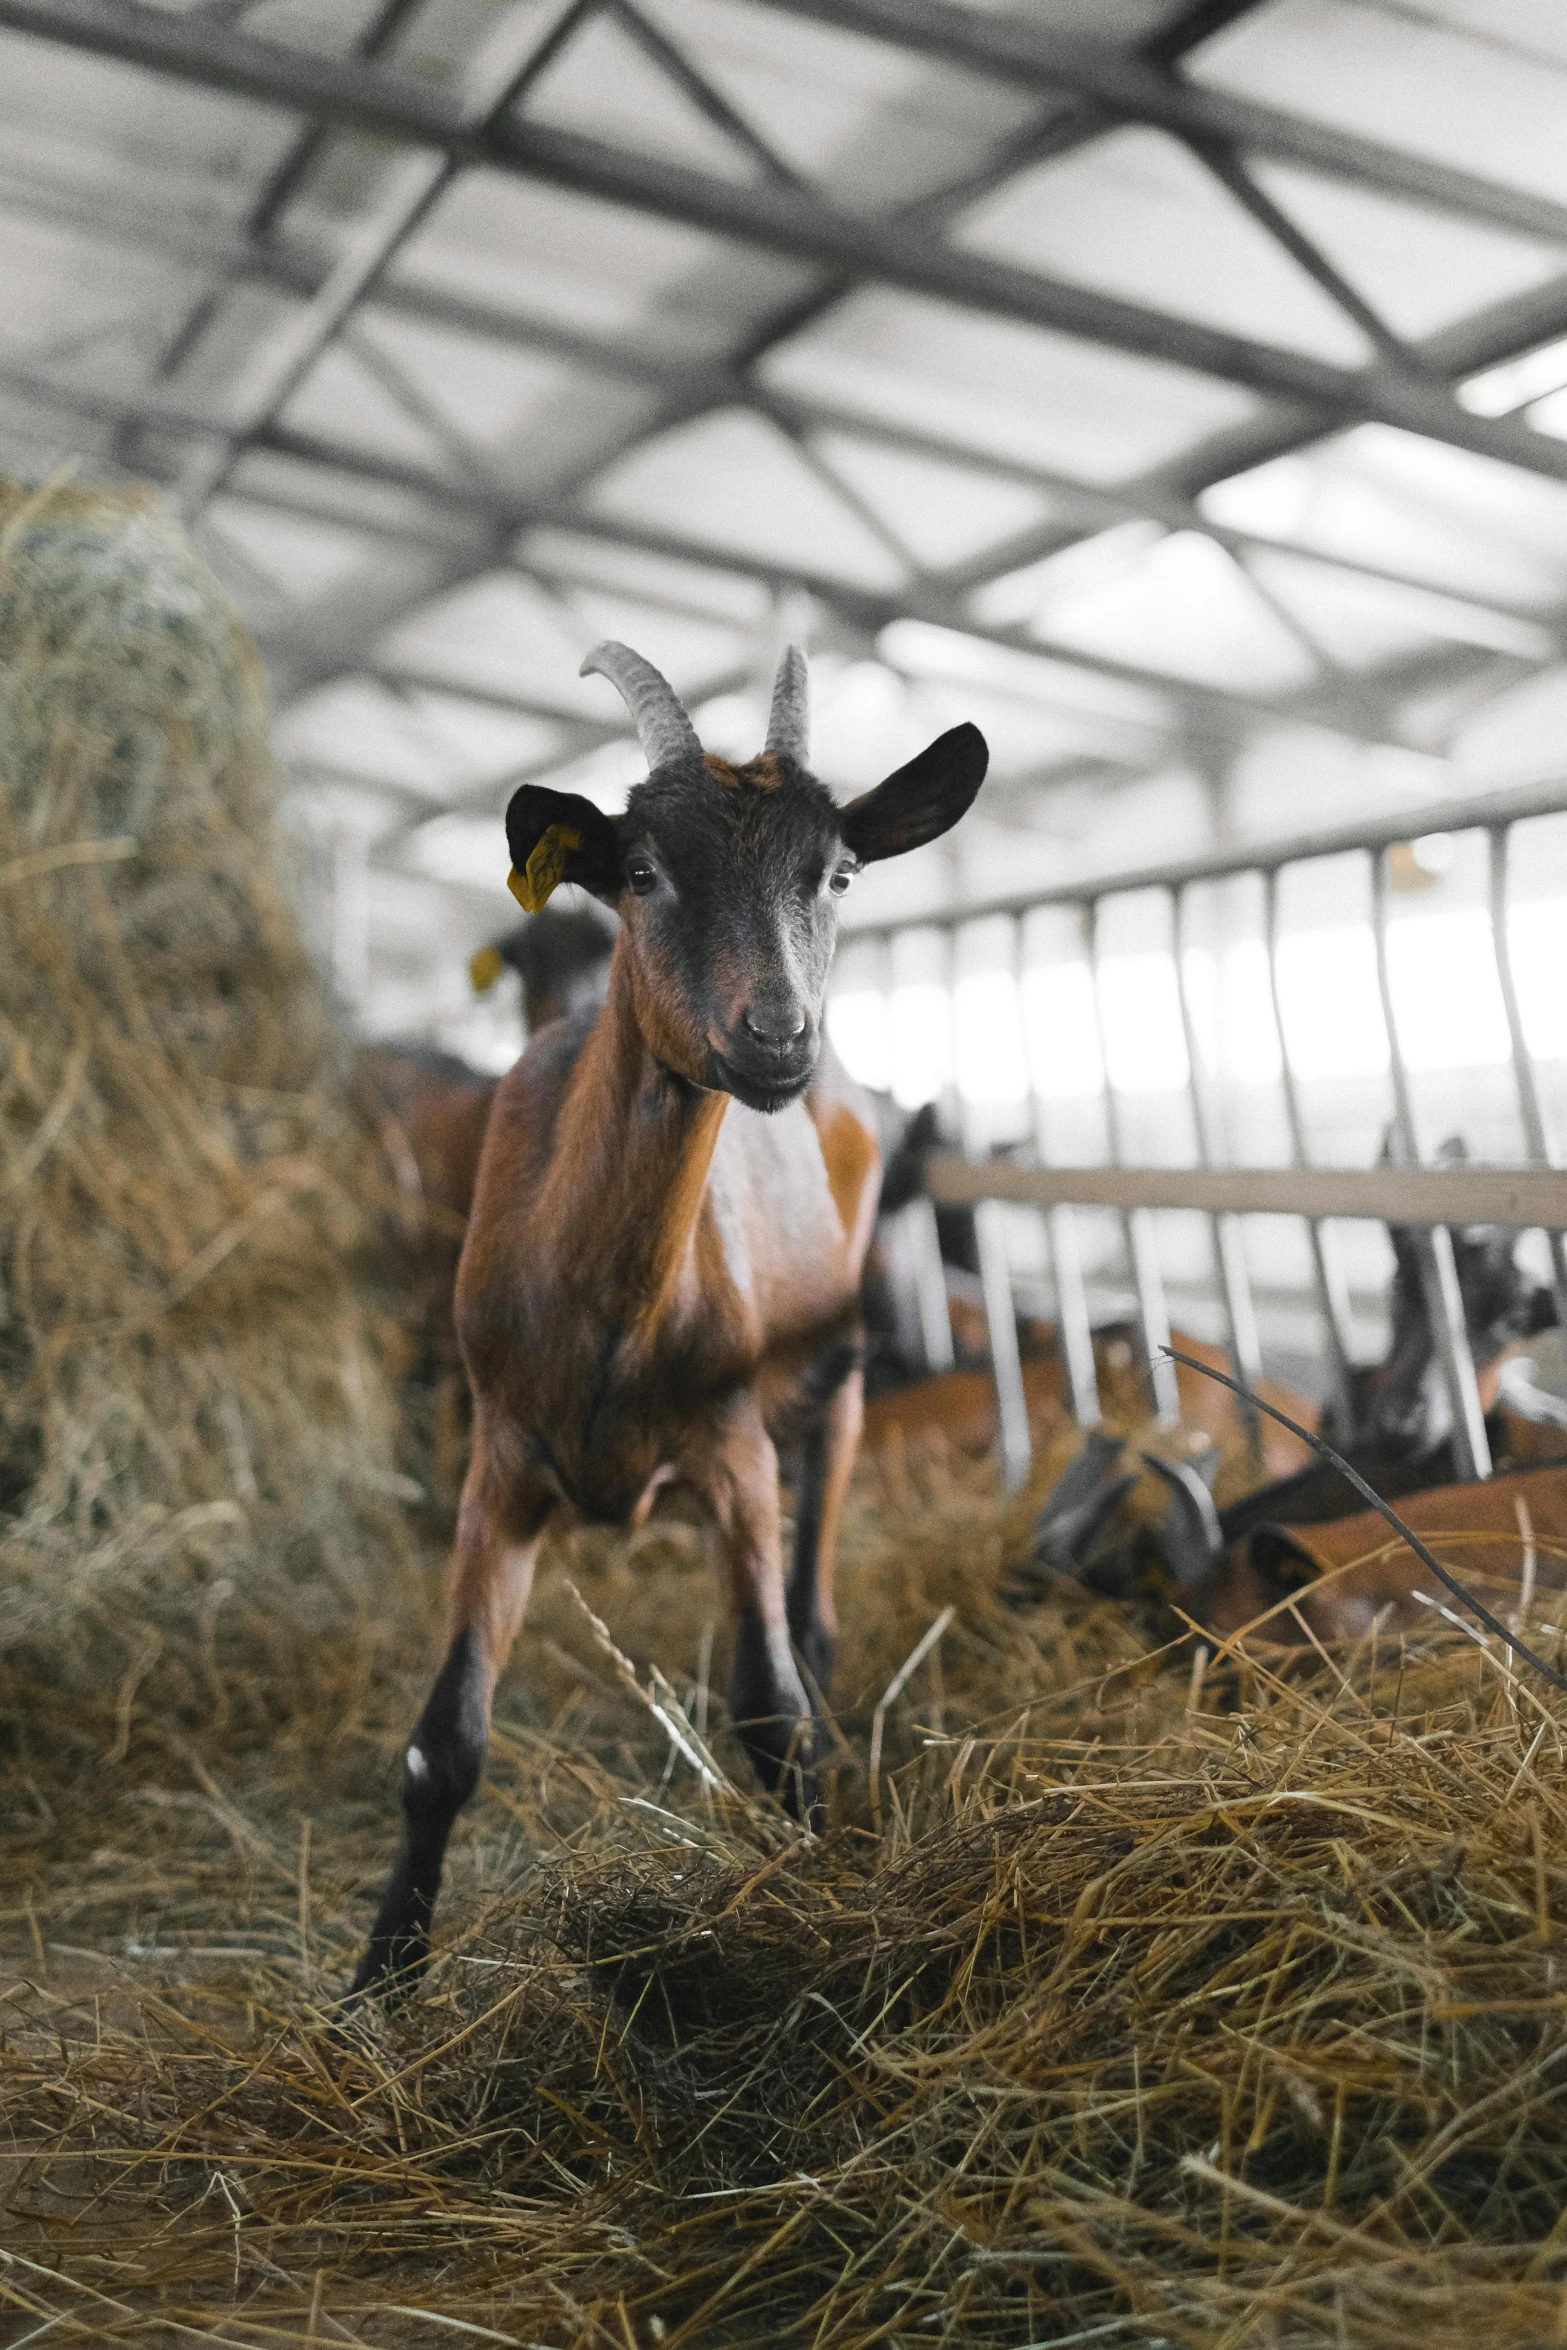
[922,1155,1567,1226]
[1262,868,1358,1429]
[1171,882,1264,1464]
[1368,847,1491,1480]
[952,921,1032,1487]
[1088,899,1179,1422]
[1017,921,1101,1425]
[1489,824,1567,1335]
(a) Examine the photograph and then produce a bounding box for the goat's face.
[503,645,988,1114]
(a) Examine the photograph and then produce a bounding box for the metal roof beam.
[6,351,1555,652]
[746,0,1567,249]
[0,357,1487,745]
[5,0,1567,484]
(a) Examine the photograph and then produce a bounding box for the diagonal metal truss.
[4,0,1567,970]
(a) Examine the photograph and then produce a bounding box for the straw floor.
[7,1439,1567,2349]
[8,472,1567,2348]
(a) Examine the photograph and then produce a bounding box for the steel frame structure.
[6,0,1567,1456]
[860,775,1567,1488]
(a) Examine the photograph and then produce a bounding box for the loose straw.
[869,1602,955,1833]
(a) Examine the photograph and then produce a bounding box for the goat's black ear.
[839,723,988,864]
[504,785,622,910]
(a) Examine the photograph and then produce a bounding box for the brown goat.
[351,642,987,1993]
[1204,1458,1567,1643]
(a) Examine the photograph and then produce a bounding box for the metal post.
[1369,849,1491,1480]
[1489,825,1567,1335]
[952,923,1032,1489]
[1087,900,1179,1422]
[904,1199,956,1375]
[1018,923,1101,1424]
[1262,867,1358,1432]
[1172,884,1264,1465]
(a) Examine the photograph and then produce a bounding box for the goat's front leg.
[350,1438,552,1998]
[696,1397,820,1823]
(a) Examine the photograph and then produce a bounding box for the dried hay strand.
[8,1446,1567,2348]
[0,471,421,1692]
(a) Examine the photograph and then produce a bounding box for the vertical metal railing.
[1261,868,1358,1432]
[951,918,1032,1491]
[842,782,1567,1480]
[1018,918,1102,1429]
[1171,882,1265,1465]
[1490,825,1567,1338]
[1087,897,1180,1423]
[883,931,954,1375]
[1369,848,1491,1480]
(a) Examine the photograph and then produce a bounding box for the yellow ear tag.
[507,823,580,913]
[468,943,504,995]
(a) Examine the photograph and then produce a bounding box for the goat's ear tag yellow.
[468,943,504,995]
[508,823,580,913]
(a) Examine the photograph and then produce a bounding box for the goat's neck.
[547,942,727,1329]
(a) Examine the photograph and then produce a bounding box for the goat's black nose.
[742,1004,807,1044]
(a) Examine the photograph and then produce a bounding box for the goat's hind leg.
[787,1334,863,1704]
[349,1450,550,1999]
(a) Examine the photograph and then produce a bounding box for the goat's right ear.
[504,785,622,911]
[840,723,988,864]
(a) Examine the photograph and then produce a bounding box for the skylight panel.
[391,171,816,363]
[640,0,1039,209]
[347,312,658,489]
[518,528,775,624]
[519,8,764,186]
[1200,427,1567,610]
[586,408,911,593]
[1024,531,1319,697]
[1248,161,1565,341]
[554,589,749,695]
[1461,334,1567,416]
[879,618,1175,732]
[761,290,1261,483]
[1247,546,1553,666]
[377,573,602,711]
[1192,0,1567,207]
[956,127,1373,367]
[806,432,1052,570]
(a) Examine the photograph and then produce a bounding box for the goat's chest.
[519,1309,745,1526]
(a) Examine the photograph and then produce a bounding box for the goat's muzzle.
[707,1015,818,1113]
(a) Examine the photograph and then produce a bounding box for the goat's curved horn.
[764,643,809,763]
[580,640,701,772]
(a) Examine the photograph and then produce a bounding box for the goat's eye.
[626,857,658,896]
[828,867,854,897]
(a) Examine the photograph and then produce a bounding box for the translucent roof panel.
[388,172,818,363]
[517,527,776,625]
[276,678,568,799]
[1192,0,1567,208]
[1247,162,1566,341]
[990,529,1321,696]
[806,432,1054,570]
[1199,426,1567,611]
[956,127,1374,366]
[291,312,660,495]
[761,291,1263,483]
[14,0,1567,1058]
[0,27,299,229]
[585,408,912,592]
[631,0,1041,210]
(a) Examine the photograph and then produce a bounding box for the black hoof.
[739,1713,824,1830]
[346,1924,430,2005]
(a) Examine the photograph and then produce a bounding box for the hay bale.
[0,473,418,1685]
